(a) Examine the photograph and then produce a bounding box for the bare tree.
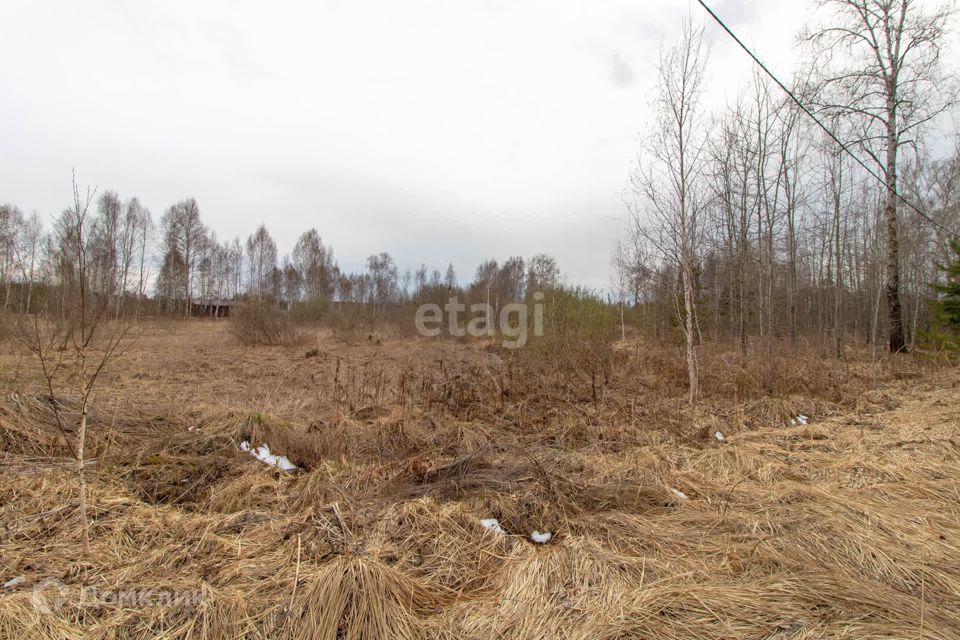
[805,0,957,352]
[366,252,399,312]
[160,198,206,315]
[629,17,709,404]
[778,93,809,352]
[472,260,498,311]
[526,253,560,293]
[15,210,43,314]
[113,198,140,318]
[19,173,132,554]
[711,99,758,362]
[496,256,526,305]
[246,223,278,301]
[135,206,154,321]
[610,242,631,341]
[292,228,336,302]
[0,204,24,311]
[817,123,853,358]
[444,263,457,292]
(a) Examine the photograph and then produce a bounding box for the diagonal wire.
[696,0,958,238]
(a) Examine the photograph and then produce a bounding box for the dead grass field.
[1,320,958,639]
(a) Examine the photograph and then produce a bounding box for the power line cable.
[695,0,959,238]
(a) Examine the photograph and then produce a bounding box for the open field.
[1,321,959,639]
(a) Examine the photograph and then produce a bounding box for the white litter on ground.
[714,431,726,443]
[3,576,25,589]
[239,440,297,471]
[670,488,689,500]
[530,531,553,544]
[479,518,506,534]
[790,415,810,426]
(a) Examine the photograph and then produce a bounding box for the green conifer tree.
[928,239,960,353]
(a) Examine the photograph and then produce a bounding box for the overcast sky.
[1,0,840,289]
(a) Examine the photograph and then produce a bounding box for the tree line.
[616,0,960,402]
[0,192,564,321]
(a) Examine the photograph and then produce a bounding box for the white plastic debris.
[790,415,809,426]
[530,531,553,544]
[239,440,297,471]
[670,488,688,500]
[3,576,25,589]
[714,431,726,443]
[479,518,506,534]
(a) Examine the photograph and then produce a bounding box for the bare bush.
[511,289,621,403]
[230,301,302,346]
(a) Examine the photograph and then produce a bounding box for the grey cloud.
[712,0,762,26]
[610,52,636,88]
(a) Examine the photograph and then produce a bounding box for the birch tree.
[805,0,957,352]
[629,17,709,404]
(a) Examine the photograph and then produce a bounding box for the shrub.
[230,301,303,346]
[510,288,621,399]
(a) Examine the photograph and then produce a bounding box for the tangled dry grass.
[0,321,958,638]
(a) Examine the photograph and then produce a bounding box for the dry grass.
[230,302,304,347]
[0,321,958,638]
